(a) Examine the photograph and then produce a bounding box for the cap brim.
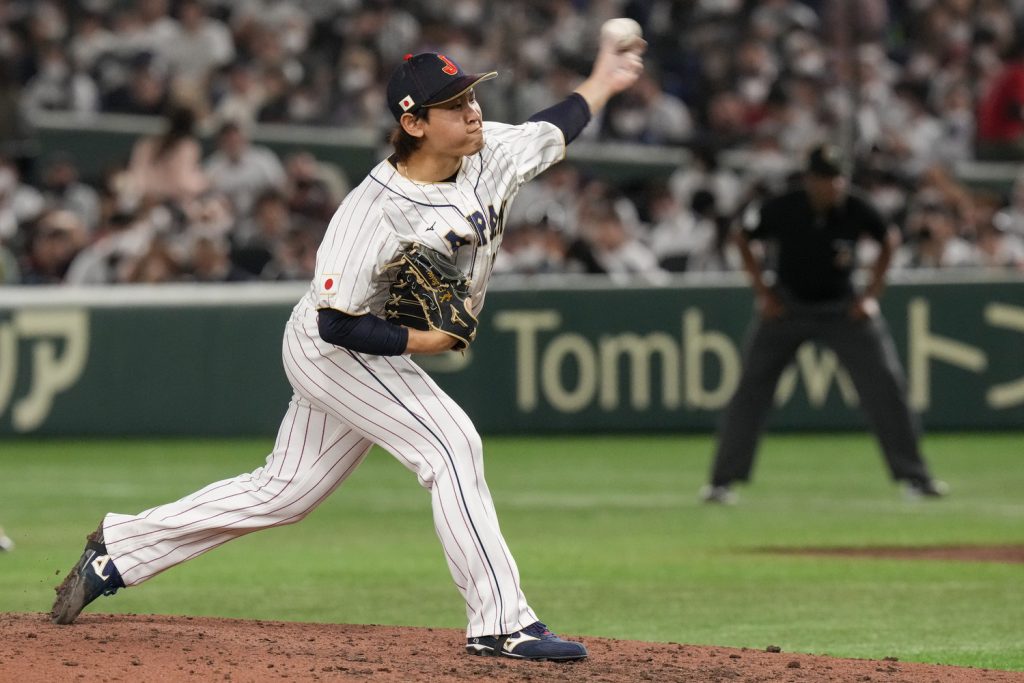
[424,72,498,108]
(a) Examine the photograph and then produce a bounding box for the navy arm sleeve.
[528,93,591,144]
[317,308,409,356]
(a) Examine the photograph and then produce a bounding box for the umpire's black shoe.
[51,524,125,625]
[699,484,738,505]
[903,478,950,500]
[466,621,588,661]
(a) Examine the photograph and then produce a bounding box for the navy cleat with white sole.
[466,621,588,661]
[51,524,125,625]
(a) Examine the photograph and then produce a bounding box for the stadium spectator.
[20,41,98,114]
[997,169,1024,237]
[326,45,385,128]
[163,0,234,96]
[65,210,154,285]
[744,126,795,191]
[702,90,750,150]
[283,152,345,223]
[103,7,157,67]
[19,209,87,284]
[669,145,743,217]
[759,76,828,157]
[0,58,32,163]
[230,189,292,278]
[935,82,976,164]
[123,238,182,284]
[38,153,101,232]
[976,40,1024,160]
[135,0,179,61]
[648,185,706,272]
[210,61,263,130]
[897,202,980,269]
[203,120,286,216]
[600,71,693,144]
[974,190,1024,269]
[255,66,291,124]
[732,38,779,112]
[577,201,667,284]
[493,219,573,276]
[0,157,44,245]
[261,224,318,281]
[749,0,820,40]
[102,54,171,116]
[189,234,251,282]
[67,12,114,74]
[506,163,582,236]
[121,104,209,207]
[650,187,737,273]
[883,80,944,176]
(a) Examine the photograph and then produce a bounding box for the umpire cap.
[386,52,497,122]
[806,144,845,177]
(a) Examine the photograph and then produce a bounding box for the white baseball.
[600,17,643,49]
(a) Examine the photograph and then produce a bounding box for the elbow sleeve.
[528,93,592,144]
[317,308,409,356]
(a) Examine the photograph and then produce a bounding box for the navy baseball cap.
[386,52,497,121]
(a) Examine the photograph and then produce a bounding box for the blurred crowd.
[1,0,1024,285]
[0,109,345,284]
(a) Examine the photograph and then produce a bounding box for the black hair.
[154,105,197,160]
[388,109,429,163]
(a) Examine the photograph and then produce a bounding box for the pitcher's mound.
[1,613,1019,682]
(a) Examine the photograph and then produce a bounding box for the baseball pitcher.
[52,22,646,662]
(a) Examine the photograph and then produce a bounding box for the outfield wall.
[1,275,1022,436]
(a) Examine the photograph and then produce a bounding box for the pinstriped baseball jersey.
[100,118,568,640]
[307,120,565,319]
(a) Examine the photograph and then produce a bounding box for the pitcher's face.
[421,91,485,157]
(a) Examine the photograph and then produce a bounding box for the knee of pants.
[417,429,484,489]
[245,472,326,524]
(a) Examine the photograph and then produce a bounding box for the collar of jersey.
[386,155,462,185]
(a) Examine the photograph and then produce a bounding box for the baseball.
[600,17,643,49]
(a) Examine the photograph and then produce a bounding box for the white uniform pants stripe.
[103,316,536,638]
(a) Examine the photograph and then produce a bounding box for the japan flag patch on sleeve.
[320,274,341,296]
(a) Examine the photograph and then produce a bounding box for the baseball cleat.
[902,478,949,500]
[51,524,125,625]
[0,527,13,552]
[466,621,587,661]
[700,484,738,505]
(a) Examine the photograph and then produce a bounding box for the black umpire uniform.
[702,145,946,502]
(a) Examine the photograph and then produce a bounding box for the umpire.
[700,144,948,504]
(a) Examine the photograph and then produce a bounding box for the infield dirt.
[3,613,1022,682]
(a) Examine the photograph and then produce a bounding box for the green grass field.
[1,433,1022,671]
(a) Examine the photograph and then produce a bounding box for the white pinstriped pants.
[104,307,537,638]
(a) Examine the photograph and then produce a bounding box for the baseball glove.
[383,243,477,350]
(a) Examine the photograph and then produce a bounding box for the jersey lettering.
[466,211,489,244]
[488,201,508,241]
[445,230,472,252]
